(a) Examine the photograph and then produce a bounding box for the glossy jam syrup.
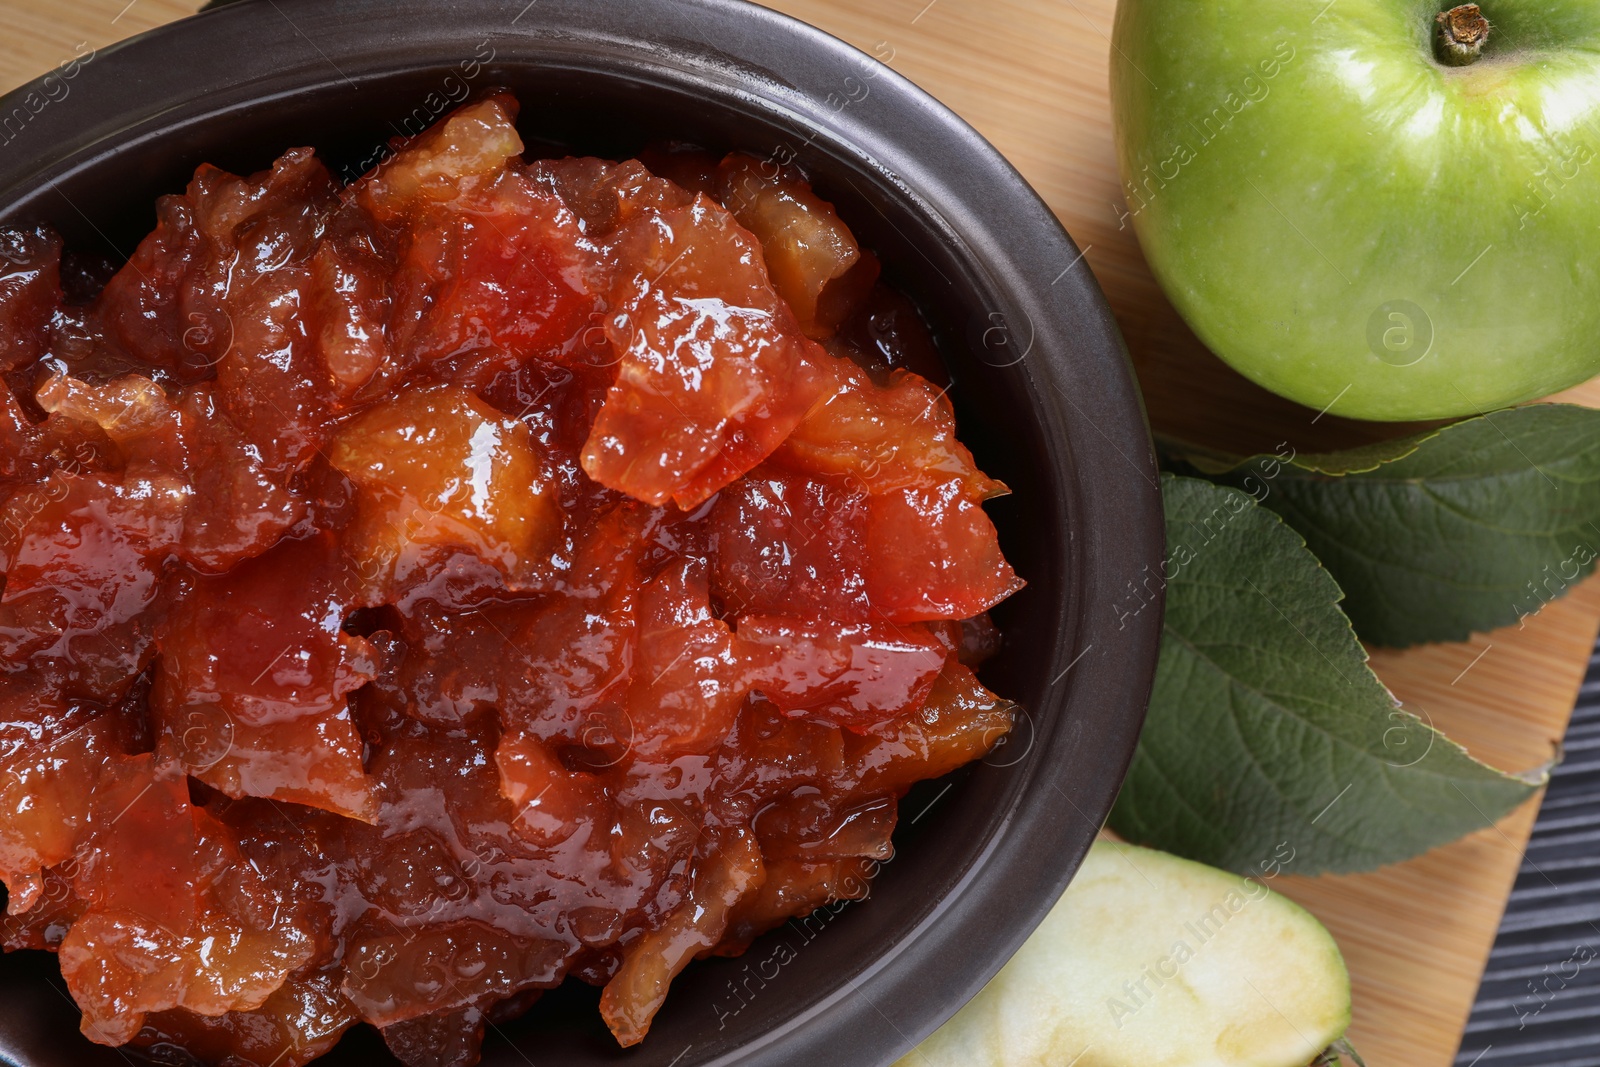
[0,92,1022,1066]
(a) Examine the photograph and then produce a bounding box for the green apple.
[897,840,1352,1067]
[1112,0,1600,420]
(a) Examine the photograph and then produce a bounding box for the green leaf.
[1110,475,1538,876]
[1162,404,1600,647]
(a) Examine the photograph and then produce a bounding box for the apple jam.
[0,92,1021,1066]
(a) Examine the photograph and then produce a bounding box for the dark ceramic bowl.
[0,2,1163,1065]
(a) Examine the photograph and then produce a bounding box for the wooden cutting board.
[5,2,1600,1064]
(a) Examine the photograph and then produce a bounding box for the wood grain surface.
[3,1,1598,1064]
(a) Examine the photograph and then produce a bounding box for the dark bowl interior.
[0,2,1164,1065]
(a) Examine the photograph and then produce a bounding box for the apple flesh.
[897,840,1351,1067]
[1112,0,1600,420]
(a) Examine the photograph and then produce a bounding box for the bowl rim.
[0,2,1165,1065]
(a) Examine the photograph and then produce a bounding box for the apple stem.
[1435,4,1490,65]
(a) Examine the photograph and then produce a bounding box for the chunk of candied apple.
[194,151,343,475]
[533,156,691,242]
[346,703,653,952]
[341,921,568,1029]
[380,1000,506,1067]
[328,383,559,600]
[386,174,594,375]
[627,558,746,756]
[718,854,878,952]
[0,225,62,372]
[0,862,84,950]
[487,504,648,750]
[212,264,338,476]
[31,373,302,572]
[163,704,378,823]
[737,616,947,730]
[715,153,879,339]
[348,95,602,384]
[755,794,897,864]
[72,756,202,936]
[133,968,358,1067]
[709,465,1018,624]
[174,386,305,571]
[187,149,336,274]
[714,699,852,804]
[774,357,1005,499]
[157,532,373,727]
[761,354,1022,621]
[581,188,831,508]
[306,220,393,401]
[1,378,126,489]
[61,754,317,1046]
[863,479,1022,621]
[91,193,213,380]
[94,147,338,394]
[0,702,114,914]
[356,94,526,220]
[495,733,610,847]
[599,830,764,1046]
[708,471,872,621]
[35,372,181,453]
[850,660,1014,795]
[155,532,377,820]
[0,469,184,691]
